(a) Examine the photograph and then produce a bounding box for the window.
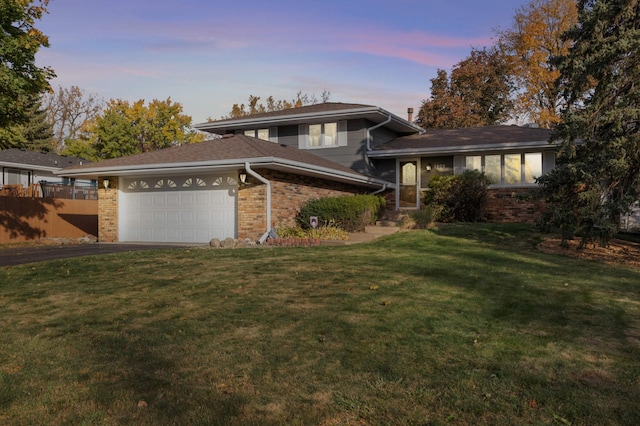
[308,123,338,147]
[504,154,521,185]
[299,121,346,149]
[463,153,544,186]
[524,153,542,184]
[484,155,501,184]
[244,128,271,141]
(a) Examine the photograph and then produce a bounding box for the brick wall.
[98,176,119,242]
[237,169,375,240]
[484,187,545,223]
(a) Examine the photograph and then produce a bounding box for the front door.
[398,160,419,209]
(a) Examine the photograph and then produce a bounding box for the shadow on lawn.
[85,327,246,423]
[372,229,640,421]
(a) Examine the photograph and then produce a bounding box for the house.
[59,102,557,244]
[59,134,391,244]
[0,148,89,186]
[0,148,95,197]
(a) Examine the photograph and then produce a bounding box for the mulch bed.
[538,237,640,269]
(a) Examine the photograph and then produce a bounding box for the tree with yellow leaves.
[63,98,204,161]
[497,0,578,128]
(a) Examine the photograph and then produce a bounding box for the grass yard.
[1,223,639,425]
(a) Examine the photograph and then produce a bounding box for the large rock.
[221,238,236,248]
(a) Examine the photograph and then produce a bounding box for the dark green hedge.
[296,195,386,232]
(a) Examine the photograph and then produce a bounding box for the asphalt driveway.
[0,243,189,267]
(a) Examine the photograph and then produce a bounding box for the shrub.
[423,170,489,222]
[296,195,385,232]
[277,222,349,240]
[399,205,441,230]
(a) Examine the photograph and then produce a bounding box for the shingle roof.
[0,148,88,168]
[204,102,375,125]
[195,102,422,135]
[62,134,368,178]
[374,125,553,151]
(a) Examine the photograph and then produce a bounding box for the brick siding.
[483,187,545,223]
[98,176,119,242]
[237,169,377,240]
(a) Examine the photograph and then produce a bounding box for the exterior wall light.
[425,164,433,172]
[239,172,248,185]
[103,178,110,189]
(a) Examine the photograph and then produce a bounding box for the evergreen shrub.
[296,195,385,232]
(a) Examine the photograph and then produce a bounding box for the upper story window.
[299,121,347,149]
[241,128,277,142]
[465,152,543,186]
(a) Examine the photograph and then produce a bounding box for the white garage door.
[119,174,237,243]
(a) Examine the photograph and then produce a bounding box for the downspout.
[369,183,387,195]
[244,162,272,244]
[365,114,392,152]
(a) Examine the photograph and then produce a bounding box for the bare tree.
[42,85,104,152]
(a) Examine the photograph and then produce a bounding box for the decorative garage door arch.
[119,173,237,243]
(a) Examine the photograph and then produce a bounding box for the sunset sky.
[37,0,530,124]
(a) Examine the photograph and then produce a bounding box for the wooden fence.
[0,197,98,244]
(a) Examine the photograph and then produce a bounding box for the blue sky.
[36,0,528,124]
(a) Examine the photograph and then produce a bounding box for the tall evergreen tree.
[0,97,53,152]
[19,98,54,152]
[537,0,640,245]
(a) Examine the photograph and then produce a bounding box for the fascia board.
[196,107,422,133]
[55,158,250,177]
[57,156,394,189]
[0,161,60,173]
[368,140,557,158]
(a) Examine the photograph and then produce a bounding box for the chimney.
[407,107,414,123]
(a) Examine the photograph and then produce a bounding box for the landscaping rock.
[221,238,236,248]
[209,238,221,248]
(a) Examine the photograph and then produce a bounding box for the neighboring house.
[60,102,557,244]
[0,148,90,188]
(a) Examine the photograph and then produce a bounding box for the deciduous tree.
[537,0,640,245]
[81,98,204,160]
[42,85,104,152]
[0,0,55,128]
[416,48,514,129]
[497,0,578,128]
[220,91,331,119]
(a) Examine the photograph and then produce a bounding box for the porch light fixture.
[425,164,433,172]
[239,172,248,185]
[103,179,110,190]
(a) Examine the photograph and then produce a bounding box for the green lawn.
[1,223,639,425]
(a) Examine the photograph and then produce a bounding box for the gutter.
[367,140,557,158]
[244,162,272,244]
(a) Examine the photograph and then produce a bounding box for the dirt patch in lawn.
[538,237,640,269]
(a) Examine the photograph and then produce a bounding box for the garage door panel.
[120,174,237,243]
